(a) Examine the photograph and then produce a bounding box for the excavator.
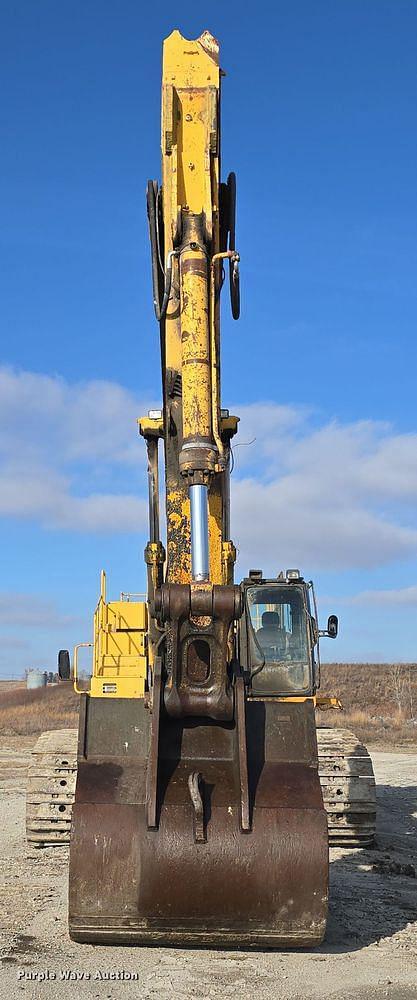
[26,30,376,947]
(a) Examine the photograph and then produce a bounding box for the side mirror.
[327,615,338,639]
[58,649,71,680]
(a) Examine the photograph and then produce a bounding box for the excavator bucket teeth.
[69,696,328,947]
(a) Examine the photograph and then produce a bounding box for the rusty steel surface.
[146,657,162,830]
[235,671,250,831]
[69,696,328,948]
[155,582,242,721]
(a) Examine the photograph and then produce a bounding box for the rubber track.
[26,729,78,845]
[317,727,376,846]
[26,726,376,847]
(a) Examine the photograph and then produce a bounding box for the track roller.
[26,729,78,846]
[317,727,376,846]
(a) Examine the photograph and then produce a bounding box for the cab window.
[246,585,310,693]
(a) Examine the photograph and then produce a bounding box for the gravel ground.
[0,737,416,1000]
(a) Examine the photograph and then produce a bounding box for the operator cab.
[239,570,318,697]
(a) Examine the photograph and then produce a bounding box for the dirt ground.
[0,738,416,1000]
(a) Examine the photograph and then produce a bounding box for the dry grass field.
[0,664,416,745]
[320,662,417,746]
[0,681,79,735]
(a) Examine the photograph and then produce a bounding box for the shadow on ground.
[323,782,417,953]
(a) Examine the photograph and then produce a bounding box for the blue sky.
[1,1,417,676]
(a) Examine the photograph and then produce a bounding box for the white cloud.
[0,593,78,628]
[0,636,30,650]
[232,477,417,572]
[0,367,151,533]
[341,585,417,607]
[0,367,149,465]
[2,370,417,573]
[231,403,417,573]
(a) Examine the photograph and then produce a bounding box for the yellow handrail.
[73,642,93,695]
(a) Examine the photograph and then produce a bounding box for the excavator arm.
[145,30,239,588]
[141,30,242,721]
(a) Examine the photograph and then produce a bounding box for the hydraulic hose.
[146,179,176,322]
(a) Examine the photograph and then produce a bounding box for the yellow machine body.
[73,571,148,699]
[67,30,330,950]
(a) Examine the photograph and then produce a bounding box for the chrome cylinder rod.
[146,438,160,543]
[189,484,209,581]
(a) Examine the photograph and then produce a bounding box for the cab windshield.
[246,584,310,693]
